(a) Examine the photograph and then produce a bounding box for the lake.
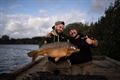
[0,44,39,74]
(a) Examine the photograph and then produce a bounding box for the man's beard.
[56,30,63,34]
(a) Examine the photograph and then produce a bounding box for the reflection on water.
[0,44,39,74]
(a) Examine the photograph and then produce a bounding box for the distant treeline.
[0,35,45,46]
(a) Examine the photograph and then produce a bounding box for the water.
[0,44,39,74]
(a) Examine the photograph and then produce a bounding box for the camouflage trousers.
[70,61,93,75]
[43,60,71,75]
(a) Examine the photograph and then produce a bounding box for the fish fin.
[55,57,60,62]
[32,56,37,62]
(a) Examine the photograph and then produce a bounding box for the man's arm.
[85,36,98,47]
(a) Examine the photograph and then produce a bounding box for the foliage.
[88,0,120,60]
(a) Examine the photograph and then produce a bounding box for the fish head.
[67,45,80,56]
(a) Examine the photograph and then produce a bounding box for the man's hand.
[85,36,93,45]
[85,36,98,46]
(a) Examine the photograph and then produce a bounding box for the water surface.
[0,44,39,74]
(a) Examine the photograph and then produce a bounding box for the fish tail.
[27,50,38,57]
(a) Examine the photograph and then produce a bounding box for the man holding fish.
[68,28,98,75]
[44,21,77,74]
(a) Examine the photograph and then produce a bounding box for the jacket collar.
[51,30,59,36]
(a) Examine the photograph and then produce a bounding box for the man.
[46,21,67,43]
[44,21,70,74]
[68,28,98,75]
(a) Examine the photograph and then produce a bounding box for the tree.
[1,35,9,40]
[88,0,120,60]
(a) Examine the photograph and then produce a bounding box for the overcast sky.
[0,0,114,38]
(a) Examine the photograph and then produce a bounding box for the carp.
[27,42,80,62]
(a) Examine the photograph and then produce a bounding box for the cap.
[55,21,65,25]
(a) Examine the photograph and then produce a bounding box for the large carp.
[27,42,80,62]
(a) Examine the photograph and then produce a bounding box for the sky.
[0,0,114,38]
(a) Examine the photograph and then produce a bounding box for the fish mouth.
[76,49,80,52]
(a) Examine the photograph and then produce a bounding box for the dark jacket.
[45,30,68,63]
[68,34,93,64]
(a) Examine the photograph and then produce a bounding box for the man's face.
[69,29,78,38]
[55,24,64,34]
